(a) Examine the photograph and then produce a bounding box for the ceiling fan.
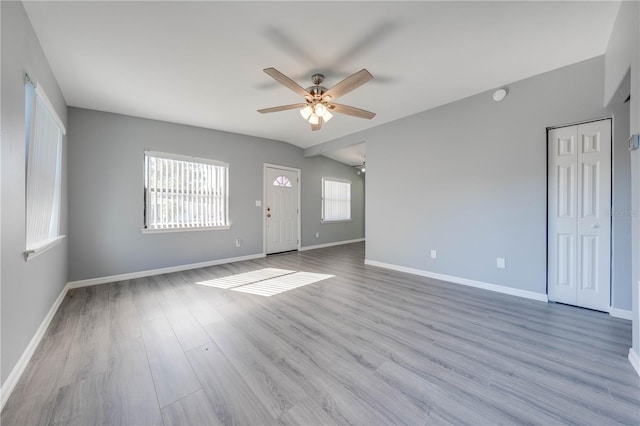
[258,68,376,131]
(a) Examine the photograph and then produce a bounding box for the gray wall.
[604,0,639,365]
[1,1,69,385]
[634,0,640,370]
[323,56,631,308]
[68,108,364,282]
[612,98,632,311]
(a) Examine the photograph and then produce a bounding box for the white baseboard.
[67,253,266,289]
[299,238,365,252]
[0,282,70,411]
[609,307,633,320]
[364,259,548,303]
[629,348,640,378]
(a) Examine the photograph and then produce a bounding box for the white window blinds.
[144,151,229,230]
[322,178,351,222]
[25,81,64,251]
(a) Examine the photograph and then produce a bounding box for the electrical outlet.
[497,258,505,269]
[315,232,319,238]
[235,238,241,248]
[430,250,437,259]
[255,200,262,207]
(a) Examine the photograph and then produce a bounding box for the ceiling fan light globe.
[314,103,327,117]
[300,105,313,120]
[308,113,319,125]
[322,110,333,123]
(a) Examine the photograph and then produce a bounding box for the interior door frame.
[263,163,301,255]
[546,116,614,308]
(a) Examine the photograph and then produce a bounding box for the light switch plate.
[629,134,639,151]
[255,200,262,207]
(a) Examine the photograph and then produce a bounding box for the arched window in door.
[273,176,292,187]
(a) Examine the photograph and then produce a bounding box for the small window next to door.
[273,176,292,187]
[322,178,351,222]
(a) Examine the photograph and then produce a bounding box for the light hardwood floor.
[2,242,639,425]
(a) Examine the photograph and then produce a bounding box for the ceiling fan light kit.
[258,67,376,131]
[314,103,327,116]
[300,105,313,120]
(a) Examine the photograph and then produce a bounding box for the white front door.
[548,119,611,312]
[265,166,299,254]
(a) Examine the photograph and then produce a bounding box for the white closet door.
[575,121,611,311]
[548,119,611,312]
[548,126,579,305]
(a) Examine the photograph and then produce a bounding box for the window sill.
[321,219,353,224]
[141,226,231,234]
[24,235,65,261]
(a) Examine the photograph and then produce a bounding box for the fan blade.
[322,69,373,101]
[258,103,307,114]
[263,68,310,98]
[311,119,322,131]
[330,103,376,119]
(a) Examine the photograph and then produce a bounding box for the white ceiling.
[23,1,620,163]
[322,143,366,167]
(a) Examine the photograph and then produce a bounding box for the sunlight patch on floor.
[196,268,295,289]
[231,272,334,297]
[196,268,333,296]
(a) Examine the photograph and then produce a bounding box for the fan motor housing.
[306,86,327,97]
[306,73,327,99]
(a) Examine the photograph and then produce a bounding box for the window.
[322,178,351,222]
[273,176,292,187]
[25,79,65,256]
[144,151,229,231]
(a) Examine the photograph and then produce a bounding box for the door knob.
[267,214,271,218]
[591,224,598,229]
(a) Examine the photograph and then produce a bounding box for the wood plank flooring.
[2,242,638,425]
